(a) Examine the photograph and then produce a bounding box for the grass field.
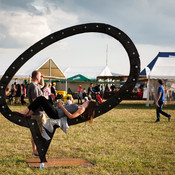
[0,100,175,174]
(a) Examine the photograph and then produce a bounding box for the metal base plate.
[26,158,93,168]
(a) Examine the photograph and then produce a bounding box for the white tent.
[62,66,112,80]
[149,56,175,79]
[146,56,175,106]
[0,57,113,80]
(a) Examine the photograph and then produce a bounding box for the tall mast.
[106,44,108,66]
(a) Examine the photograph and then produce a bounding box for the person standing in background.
[78,85,83,104]
[27,70,46,156]
[51,82,57,99]
[21,84,27,105]
[87,83,94,100]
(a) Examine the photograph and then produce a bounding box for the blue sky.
[0,0,174,75]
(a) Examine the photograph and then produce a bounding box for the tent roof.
[149,56,175,79]
[140,52,175,76]
[67,74,90,81]
[0,57,113,80]
[0,57,65,79]
[62,66,112,80]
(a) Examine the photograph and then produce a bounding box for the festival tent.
[140,52,175,77]
[149,56,175,79]
[67,74,90,82]
[144,53,175,106]
[0,57,65,79]
[58,66,112,93]
[62,65,112,80]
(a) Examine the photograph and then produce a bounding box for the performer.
[15,96,97,123]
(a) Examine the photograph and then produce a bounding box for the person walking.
[155,79,171,123]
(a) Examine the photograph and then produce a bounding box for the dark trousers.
[28,96,58,119]
[21,95,26,105]
[156,101,170,121]
[78,96,82,104]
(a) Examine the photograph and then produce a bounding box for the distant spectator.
[8,84,16,105]
[94,84,101,103]
[94,84,100,94]
[110,84,116,91]
[100,85,104,99]
[65,96,74,105]
[105,84,110,92]
[67,88,72,95]
[44,82,52,99]
[87,83,94,100]
[78,85,83,104]
[15,84,21,104]
[84,93,89,102]
[51,82,57,100]
[83,88,87,99]
[21,84,27,105]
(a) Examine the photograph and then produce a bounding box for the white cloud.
[0,0,175,75]
[0,10,51,47]
[0,2,79,48]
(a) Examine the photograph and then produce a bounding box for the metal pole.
[65,79,67,94]
[146,76,150,106]
[49,59,51,82]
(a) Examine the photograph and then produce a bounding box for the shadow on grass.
[115,103,175,110]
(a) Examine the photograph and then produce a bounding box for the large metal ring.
[0,23,140,127]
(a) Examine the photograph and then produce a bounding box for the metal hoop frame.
[0,23,140,162]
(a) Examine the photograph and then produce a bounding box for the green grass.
[0,100,175,174]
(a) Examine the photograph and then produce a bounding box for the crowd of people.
[5,80,117,106]
[74,83,118,104]
[75,83,104,105]
[6,83,27,105]
[5,78,59,104]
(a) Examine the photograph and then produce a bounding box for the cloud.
[0,0,175,48]
[0,0,175,76]
[45,0,175,46]
[0,0,79,48]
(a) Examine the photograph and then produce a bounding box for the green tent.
[67,74,91,82]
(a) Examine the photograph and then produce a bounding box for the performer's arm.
[57,103,85,119]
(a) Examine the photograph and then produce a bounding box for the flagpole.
[106,44,108,66]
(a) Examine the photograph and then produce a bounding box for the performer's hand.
[155,101,159,107]
[57,102,63,108]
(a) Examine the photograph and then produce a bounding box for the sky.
[0,0,175,75]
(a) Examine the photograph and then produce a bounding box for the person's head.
[46,82,51,88]
[90,83,93,87]
[32,70,42,83]
[158,79,163,85]
[67,96,71,100]
[52,82,56,86]
[48,82,52,87]
[83,101,97,123]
